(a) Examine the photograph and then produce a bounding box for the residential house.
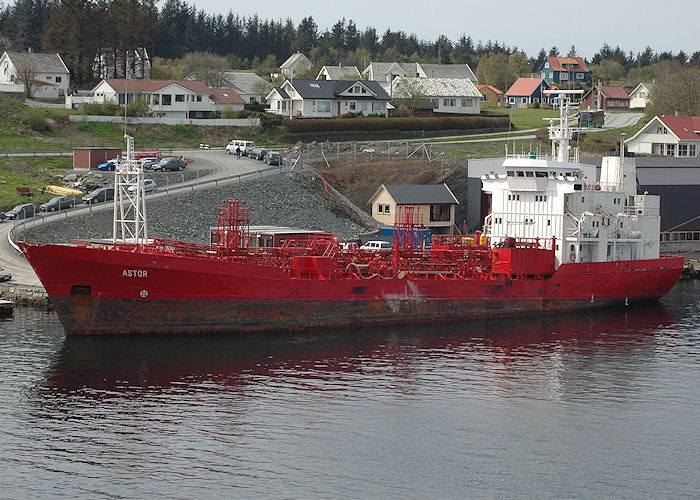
[0,51,70,98]
[629,82,655,109]
[504,77,550,107]
[316,65,362,80]
[539,56,591,84]
[367,184,460,234]
[625,115,700,157]
[362,61,477,90]
[581,85,630,110]
[185,71,269,103]
[266,79,391,118]
[476,84,503,105]
[279,52,312,78]
[91,79,245,118]
[392,77,481,115]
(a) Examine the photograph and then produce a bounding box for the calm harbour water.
[1,281,699,499]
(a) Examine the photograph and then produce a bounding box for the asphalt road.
[0,150,274,287]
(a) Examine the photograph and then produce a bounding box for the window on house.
[162,95,172,105]
[678,144,688,156]
[443,98,449,106]
[46,76,52,80]
[462,98,473,107]
[656,126,668,134]
[690,145,697,156]
[377,205,383,214]
[282,101,287,110]
[560,73,569,80]
[175,94,184,102]
[430,204,451,222]
[640,92,646,97]
[549,72,553,79]
[576,73,583,79]
[666,144,676,156]
[152,94,159,105]
[196,95,202,102]
[450,99,456,106]
[349,101,356,111]
[509,97,515,104]
[545,62,549,68]
[372,102,382,111]
[354,85,361,93]
[521,98,527,103]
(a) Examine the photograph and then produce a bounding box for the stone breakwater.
[0,283,50,307]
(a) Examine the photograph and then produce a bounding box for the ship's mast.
[544,89,584,162]
[112,135,148,245]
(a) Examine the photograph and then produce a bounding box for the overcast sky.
[190,0,698,59]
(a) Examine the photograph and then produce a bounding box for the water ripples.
[0,281,699,498]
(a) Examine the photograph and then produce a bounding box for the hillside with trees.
[0,0,697,93]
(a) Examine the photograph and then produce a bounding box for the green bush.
[22,108,48,132]
[126,98,149,117]
[220,106,239,119]
[80,102,121,116]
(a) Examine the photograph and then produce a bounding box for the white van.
[360,241,392,250]
[226,140,255,155]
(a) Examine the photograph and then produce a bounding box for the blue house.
[539,56,591,84]
[505,77,552,108]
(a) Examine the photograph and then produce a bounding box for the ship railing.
[660,231,700,242]
[494,236,556,250]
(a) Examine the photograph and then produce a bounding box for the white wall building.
[625,115,700,157]
[392,77,482,115]
[0,51,70,99]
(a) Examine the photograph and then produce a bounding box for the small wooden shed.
[73,148,122,169]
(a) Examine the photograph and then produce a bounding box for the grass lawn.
[0,156,73,211]
[481,104,561,130]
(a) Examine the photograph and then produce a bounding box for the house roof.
[630,82,655,96]
[374,184,459,205]
[280,52,309,69]
[505,78,546,97]
[271,87,289,99]
[221,72,267,95]
[418,63,477,81]
[4,51,69,74]
[657,116,700,140]
[208,88,245,104]
[476,84,502,94]
[319,65,361,80]
[285,79,391,100]
[393,77,481,98]
[547,56,589,72]
[362,62,419,79]
[599,86,630,99]
[96,79,211,93]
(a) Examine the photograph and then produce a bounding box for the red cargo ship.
[17,93,684,335]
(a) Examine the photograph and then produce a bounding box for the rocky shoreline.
[19,170,377,246]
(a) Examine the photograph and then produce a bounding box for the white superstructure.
[482,91,661,267]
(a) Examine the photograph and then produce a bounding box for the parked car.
[139,157,161,170]
[97,160,117,171]
[0,268,11,282]
[40,196,75,212]
[82,187,114,204]
[127,179,157,193]
[0,211,5,221]
[265,151,282,165]
[253,148,269,161]
[360,240,392,250]
[6,203,38,220]
[152,157,186,171]
[226,140,255,155]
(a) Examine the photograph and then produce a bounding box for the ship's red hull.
[19,242,684,335]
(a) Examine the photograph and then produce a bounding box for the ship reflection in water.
[42,300,677,400]
[11,282,697,498]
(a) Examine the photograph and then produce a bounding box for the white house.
[266,79,391,118]
[629,82,655,109]
[91,79,245,118]
[392,77,482,115]
[316,65,361,80]
[625,115,700,157]
[0,51,70,99]
[279,52,312,79]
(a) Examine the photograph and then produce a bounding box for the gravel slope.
[19,171,375,245]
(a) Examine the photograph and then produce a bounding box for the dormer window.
[354,85,360,93]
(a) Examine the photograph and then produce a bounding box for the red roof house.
[625,115,700,157]
[581,85,630,111]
